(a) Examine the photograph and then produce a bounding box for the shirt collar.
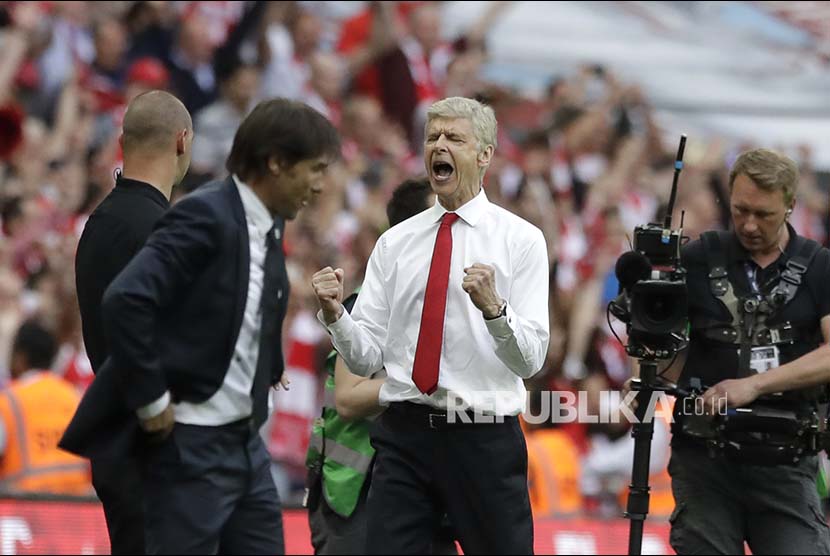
[429,188,489,227]
[115,175,169,210]
[233,174,275,239]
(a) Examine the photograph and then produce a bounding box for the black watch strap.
[485,301,507,320]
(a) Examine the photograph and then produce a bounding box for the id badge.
[749,345,780,374]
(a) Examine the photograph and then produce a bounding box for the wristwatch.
[485,300,507,320]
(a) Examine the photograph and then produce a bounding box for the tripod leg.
[627,385,655,556]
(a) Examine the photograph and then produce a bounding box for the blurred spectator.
[0,269,23,382]
[80,16,128,114]
[0,104,25,161]
[260,3,323,102]
[166,12,218,114]
[191,59,259,178]
[125,57,170,100]
[166,1,264,114]
[0,320,91,496]
[125,1,176,62]
[305,51,345,124]
[336,1,511,147]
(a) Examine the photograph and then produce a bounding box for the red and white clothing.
[267,310,325,467]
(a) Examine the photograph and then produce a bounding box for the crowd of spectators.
[1,0,827,514]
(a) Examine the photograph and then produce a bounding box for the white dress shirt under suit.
[138,175,277,425]
[322,189,550,416]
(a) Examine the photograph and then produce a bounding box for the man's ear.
[268,156,282,176]
[176,129,188,156]
[477,145,494,168]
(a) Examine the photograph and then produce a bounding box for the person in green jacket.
[306,177,456,555]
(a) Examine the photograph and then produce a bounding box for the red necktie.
[412,212,460,395]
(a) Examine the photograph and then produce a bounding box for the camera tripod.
[625,359,687,556]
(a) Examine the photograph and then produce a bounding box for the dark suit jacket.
[61,177,288,457]
[76,176,169,373]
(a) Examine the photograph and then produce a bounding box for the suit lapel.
[225,177,249,354]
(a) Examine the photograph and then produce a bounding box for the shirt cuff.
[484,302,515,339]
[136,391,171,420]
[317,307,355,338]
[317,306,345,327]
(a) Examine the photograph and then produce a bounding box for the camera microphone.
[615,251,652,293]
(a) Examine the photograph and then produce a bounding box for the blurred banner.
[0,497,675,555]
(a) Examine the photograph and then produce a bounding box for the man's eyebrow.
[428,129,463,138]
[733,204,775,214]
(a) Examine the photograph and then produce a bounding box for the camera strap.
[701,232,752,375]
[738,303,756,377]
[768,236,820,307]
[699,231,819,355]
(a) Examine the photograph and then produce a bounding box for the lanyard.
[743,262,761,296]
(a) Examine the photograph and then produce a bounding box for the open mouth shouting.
[431,159,455,183]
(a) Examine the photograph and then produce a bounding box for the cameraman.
[666,148,830,554]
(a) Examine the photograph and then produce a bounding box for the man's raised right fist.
[312,267,345,324]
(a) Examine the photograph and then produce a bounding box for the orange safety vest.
[0,372,91,495]
[618,398,675,519]
[526,428,583,517]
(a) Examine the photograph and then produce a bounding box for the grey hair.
[425,97,498,153]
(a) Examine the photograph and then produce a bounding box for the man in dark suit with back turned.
[65,98,340,554]
[74,90,192,555]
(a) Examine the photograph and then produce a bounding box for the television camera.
[608,135,690,555]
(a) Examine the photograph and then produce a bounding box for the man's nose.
[434,135,449,151]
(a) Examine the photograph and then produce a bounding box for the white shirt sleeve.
[136,391,171,420]
[484,228,550,378]
[320,239,389,377]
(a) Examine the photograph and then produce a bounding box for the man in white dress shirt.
[312,97,549,554]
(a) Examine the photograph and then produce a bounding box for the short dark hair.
[386,177,433,227]
[226,98,340,181]
[12,320,57,371]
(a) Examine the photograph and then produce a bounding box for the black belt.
[183,416,260,438]
[386,401,516,430]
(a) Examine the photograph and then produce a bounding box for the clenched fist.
[462,263,504,319]
[312,267,345,324]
